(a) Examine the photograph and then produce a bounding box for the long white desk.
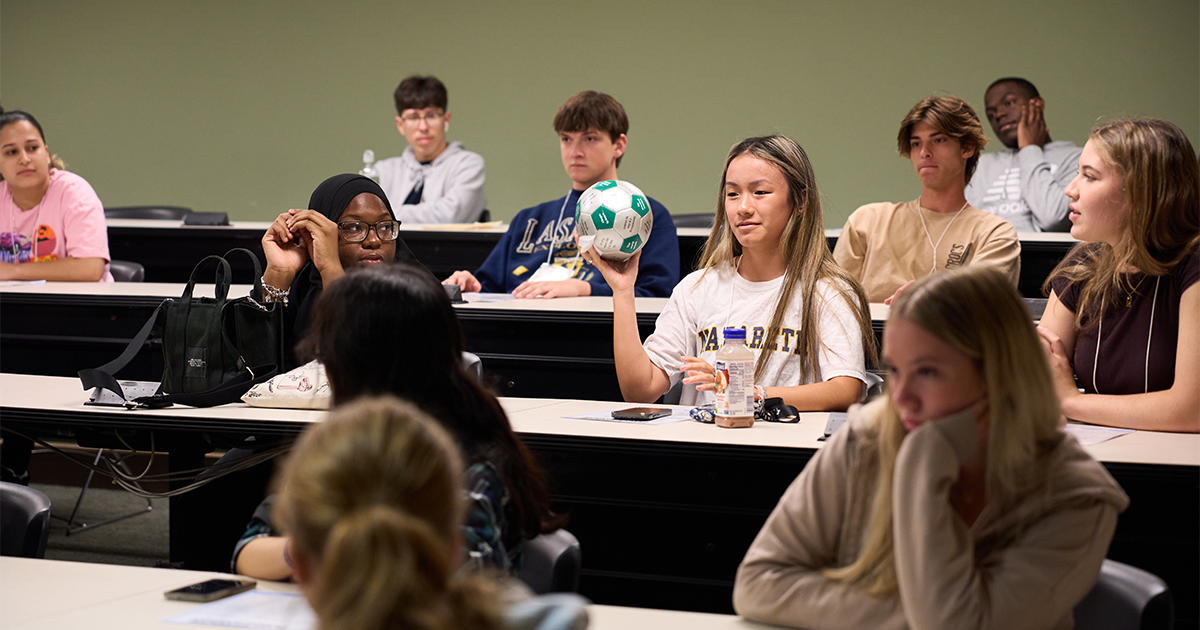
[0,557,767,630]
[2,373,1196,619]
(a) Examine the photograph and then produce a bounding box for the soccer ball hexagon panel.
[575,180,654,262]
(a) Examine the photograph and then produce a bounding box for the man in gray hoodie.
[376,75,488,225]
[966,78,1081,232]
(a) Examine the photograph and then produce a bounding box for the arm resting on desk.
[1039,285,1200,432]
[0,257,107,281]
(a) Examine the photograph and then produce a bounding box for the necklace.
[1125,274,1147,307]
[914,199,969,276]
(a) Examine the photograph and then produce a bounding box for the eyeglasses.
[399,111,445,127]
[337,219,401,242]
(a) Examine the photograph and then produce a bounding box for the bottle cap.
[722,327,746,341]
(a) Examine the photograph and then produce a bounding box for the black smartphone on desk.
[612,407,671,421]
[164,578,256,602]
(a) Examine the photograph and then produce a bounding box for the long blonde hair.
[697,135,877,381]
[275,396,503,630]
[825,267,1062,595]
[1045,118,1200,328]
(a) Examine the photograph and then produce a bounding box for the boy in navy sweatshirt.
[443,91,679,298]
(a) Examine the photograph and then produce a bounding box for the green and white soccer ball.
[574,180,653,262]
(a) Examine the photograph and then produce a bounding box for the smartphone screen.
[164,578,256,602]
[611,407,672,421]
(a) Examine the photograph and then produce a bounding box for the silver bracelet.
[261,276,290,305]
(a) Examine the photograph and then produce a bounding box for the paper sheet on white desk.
[566,409,692,425]
[1065,424,1134,446]
[165,590,315,630]
[462,292,515,303]
[0,280,45,286]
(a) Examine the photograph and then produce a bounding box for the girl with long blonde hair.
[1039,118,1199,432]
[590,135,875,410]
[276,396,506,630]
[734,266,1128,629]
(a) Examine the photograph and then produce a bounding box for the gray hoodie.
[376,141,487,225]
[966,141,1082,233]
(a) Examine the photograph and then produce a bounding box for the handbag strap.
[222,248,265,295]
[183,255,233,302]
[135,363,278,409]
[78,303,164,401]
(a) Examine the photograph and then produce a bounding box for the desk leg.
[167,438,209,568]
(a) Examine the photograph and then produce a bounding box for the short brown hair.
[896,95,988,184]
[393,75,447,114]
[553,91,629,167]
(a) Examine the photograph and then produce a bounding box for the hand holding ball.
[575,180,653,262]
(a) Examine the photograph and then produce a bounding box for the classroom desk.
[3,374,1196,623]
[0,557,767,630]
[107,219,1075,297]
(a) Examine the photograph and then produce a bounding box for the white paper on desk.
[164,590,315,630]
[1065,425,1134,446]
[462,292,515,303]
[566,409,691,425]
[0,280,45,286]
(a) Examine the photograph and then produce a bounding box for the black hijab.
[286,174,423,368]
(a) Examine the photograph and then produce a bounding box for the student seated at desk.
[734,267,1129,630]
[833,95,1020,304]
[275,396,587,630]
[1038,118,1199,433]
[0,110,111,282]
[589,135,875,411]
[376,75,488,225]
[235,265,562,579]
[443,90,679,299]
[259,173,423,369]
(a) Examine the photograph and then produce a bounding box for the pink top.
[1,168,112,282]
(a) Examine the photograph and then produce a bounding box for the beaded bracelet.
[261,276,290,306]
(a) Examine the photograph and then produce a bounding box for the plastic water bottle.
[714,327,755,428]
[359,149,378,182]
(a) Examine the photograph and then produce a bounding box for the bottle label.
[714,359,754,417]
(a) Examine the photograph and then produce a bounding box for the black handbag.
[79,248,282,408]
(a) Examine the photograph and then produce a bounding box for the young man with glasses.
[376,75,487,225]
[443,91,679,299]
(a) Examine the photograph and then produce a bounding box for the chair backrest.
[671,213,714,228]
[518,529,582,594]
[0,482,52,558]
[109,260,146,283]
[461,352,482,382]
[1074,559,1173,630]
[104,206,193,220]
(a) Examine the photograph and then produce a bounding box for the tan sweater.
[733,400,1129,630]
[833,200,1021,303]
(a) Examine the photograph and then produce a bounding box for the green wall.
[3,0,1197,227]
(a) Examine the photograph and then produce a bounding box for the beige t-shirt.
[833,199,1021,303]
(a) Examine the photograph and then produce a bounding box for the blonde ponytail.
[276,396,504,630]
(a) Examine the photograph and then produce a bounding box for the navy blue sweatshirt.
[474,189,680,297]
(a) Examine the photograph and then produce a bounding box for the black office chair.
[109,260,146,283]
[672,213,714,228]
[1074,559,1173,630]
[518,529,582,594]
[104,206,193,220]
[478,208,492,222]
[0,481,52,558]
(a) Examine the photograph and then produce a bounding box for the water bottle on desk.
[359,149,378,182]
[714,327,755,428]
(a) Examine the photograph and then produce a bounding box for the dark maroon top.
[1051,244,1198,395]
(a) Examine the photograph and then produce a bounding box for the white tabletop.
[0,281,253,299]
[105,217,510,235]
[3,374,1196,467]
[0,557,760,630]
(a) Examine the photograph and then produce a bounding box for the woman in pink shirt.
[0,110,111,282]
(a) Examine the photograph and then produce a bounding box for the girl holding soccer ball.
[588,135,876,410]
